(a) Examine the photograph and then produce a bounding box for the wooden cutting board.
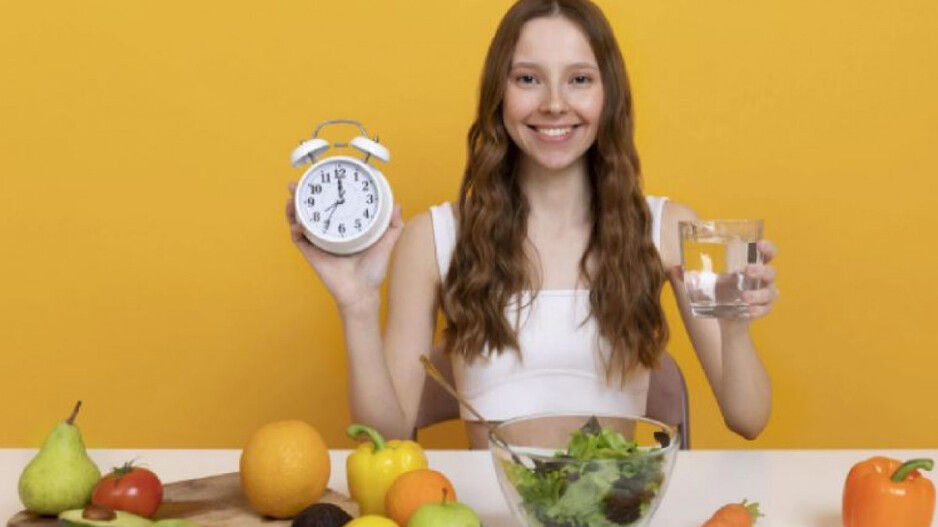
[7,472,358,526]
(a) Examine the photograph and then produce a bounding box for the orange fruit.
[385,469,457,526]
[239,420,331,519]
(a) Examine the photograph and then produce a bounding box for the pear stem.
[66,400,82,425]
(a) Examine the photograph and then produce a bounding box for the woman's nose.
[540,86,568,115]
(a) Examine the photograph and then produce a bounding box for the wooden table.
[3,448,936,526]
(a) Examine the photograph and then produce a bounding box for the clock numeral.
[355,219,362,230]
[364,209,370,219]
[366,194,375,205]
[338,223,346,236]
[310,184,323,194]
[362,181,370,191]
[336,166,346,178]
[323,219,331,232]
[312,212,321,222]
[321,172,331,184]
[306,197,315,207]
[354,172,360,182]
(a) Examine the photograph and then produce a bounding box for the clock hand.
[325,198,341,225]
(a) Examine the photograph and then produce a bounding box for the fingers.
[745,263,776,285]
[389,203,404,228]
[757,239,778,263]
[285,196,297,224]
[375,204,405,253]
[285,182,298,223]
[742,282,779,320]
[747,302,773,318]
[744,241,779,320]
[289,220,308,244]
[742,287,778,305]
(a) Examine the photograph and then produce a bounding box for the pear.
[18,401,102,515]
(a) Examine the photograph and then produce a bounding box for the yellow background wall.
[1,0,936,450]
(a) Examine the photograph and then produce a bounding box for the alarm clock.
[291,119,393,255]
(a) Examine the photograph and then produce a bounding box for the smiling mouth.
[528,125,579,140]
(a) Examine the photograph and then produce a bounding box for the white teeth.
[537,127,572,137]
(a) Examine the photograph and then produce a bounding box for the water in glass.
[680,220,763,317]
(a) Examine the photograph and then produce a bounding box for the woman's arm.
[287,184,442,440]
[359,211,442,439]
[658,201,777,439]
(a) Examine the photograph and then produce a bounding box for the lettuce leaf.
[504,416,665,527]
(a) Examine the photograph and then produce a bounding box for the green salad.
[503,417,667,527]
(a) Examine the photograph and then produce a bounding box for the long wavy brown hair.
[442,0,669,379]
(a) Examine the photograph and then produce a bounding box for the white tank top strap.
[646,195,669,250]
[429,202,456,280]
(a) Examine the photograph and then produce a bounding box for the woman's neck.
[518,156,592,229]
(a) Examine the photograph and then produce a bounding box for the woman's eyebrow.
[510,61,599,70]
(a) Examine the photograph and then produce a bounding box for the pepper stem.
[346,423,387,452]
[891,458,934,482]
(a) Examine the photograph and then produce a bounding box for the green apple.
[407,498,481,527]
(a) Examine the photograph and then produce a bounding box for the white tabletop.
[3,449,936,526]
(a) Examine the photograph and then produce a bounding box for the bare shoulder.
[658,200,700,268]
[392,209,441,285]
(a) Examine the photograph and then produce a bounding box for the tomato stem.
[113,461,136,478]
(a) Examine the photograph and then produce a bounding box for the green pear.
[19,401,102,515]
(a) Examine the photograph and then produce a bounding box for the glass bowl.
[489,413,679,527]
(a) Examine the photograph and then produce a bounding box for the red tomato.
[91,461,163,518]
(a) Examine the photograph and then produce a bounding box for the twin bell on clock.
[291,119,394,255]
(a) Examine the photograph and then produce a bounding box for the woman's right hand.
[285,182,405,311]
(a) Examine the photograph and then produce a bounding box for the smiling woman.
[502,16,604,172]
[286,0,778,449]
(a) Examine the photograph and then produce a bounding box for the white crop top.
[429,196,669,422]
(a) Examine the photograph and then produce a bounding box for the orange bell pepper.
[843,456,935,527]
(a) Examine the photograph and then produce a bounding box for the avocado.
[58,509,154,527]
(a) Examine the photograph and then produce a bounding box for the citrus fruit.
[385,468,457,526]
[239,419,330,519]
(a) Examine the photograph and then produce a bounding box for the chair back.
[645,351,691,449]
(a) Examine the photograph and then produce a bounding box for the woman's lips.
[528,124,579,142]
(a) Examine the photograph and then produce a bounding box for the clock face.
[297,158,381,241]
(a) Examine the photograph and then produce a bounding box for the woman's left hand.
[742,240,779,319]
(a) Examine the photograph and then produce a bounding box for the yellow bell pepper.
[345,515,399,527]
[346,423,427,515]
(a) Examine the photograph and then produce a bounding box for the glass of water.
[679,219,764,318]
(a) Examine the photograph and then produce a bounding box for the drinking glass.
[679,219,763,318]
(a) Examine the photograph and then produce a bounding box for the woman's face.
[502,15,604,174]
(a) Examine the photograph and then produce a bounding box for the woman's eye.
[515,74,537,84]
[572,74,594,85]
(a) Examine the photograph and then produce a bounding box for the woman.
[286,0,777,448]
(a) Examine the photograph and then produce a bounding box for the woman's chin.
[524,153,587,174]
